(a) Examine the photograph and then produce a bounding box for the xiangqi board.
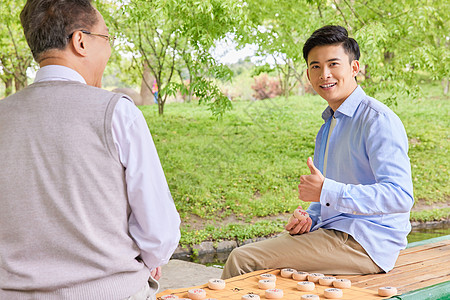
[157,269,394,299]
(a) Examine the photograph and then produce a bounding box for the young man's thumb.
[307,157,319,174]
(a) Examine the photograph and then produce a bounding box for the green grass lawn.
[140,82,449,246]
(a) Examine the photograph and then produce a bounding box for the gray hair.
[20,0,98,62]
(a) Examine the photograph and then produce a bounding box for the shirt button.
[326,203,330,206]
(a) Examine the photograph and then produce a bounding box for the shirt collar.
[322,85,365,121]
[34,65,86,84]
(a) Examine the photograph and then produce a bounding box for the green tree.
[335,0,450,102]
[0,0,33,98]
[107,0,246,116]
[238,0,449,103]
[239,0,332,98]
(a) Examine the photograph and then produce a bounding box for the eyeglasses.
[67,30,116,47]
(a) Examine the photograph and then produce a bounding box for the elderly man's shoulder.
[1,81,125,107]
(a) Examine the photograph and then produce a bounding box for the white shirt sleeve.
[111,97,181,270]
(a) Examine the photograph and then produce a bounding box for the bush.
[251,74,283,100]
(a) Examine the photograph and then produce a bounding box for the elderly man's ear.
[70,31,88,57]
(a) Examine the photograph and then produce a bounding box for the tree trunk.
[187,74,193,103]
[442,78,449,95]
[177,69,187,102]
[14,72,28,92]
[158,101,164,115]
[4,77,13,97]
[140,63,155,105]
[284,66,290,100]
[384,51,394,63]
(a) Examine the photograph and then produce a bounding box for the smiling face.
[307,44,359,111]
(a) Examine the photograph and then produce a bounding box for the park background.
[1,0,448,250]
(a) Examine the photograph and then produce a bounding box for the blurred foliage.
[97,0,247,116]
[251,73,283,100]
[238,0,450,103]
[2,0,449,106]
[180,219,286,246]
[0,0,34,97]
[410,208,450,223]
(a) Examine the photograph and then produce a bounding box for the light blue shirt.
[307,86,414,273]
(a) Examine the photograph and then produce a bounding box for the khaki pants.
[222,228,382,279]
[125,276,159,300]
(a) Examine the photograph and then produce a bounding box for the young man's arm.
[320,113,414,215]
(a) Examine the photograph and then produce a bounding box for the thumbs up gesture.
[298,157,325,202]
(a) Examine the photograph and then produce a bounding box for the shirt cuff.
[320,178,352,214]
[306,202,321,228]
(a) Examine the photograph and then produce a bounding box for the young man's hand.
[298,157,324,202]
[285,215,312,235]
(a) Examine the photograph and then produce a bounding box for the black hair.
[20,0,98,62]
[303,25,360,63]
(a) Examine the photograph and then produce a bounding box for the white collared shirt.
[34,65,181,270]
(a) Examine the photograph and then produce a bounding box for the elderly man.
[0,0,180,299]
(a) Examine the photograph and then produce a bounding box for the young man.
[0,1,180,299]
[222,25,414,279]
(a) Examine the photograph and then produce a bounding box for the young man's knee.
[228,246,245,260]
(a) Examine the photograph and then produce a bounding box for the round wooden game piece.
[324,288,343,299]
[241,294,260,300]
[258,279,276,290]
[301,295,320,300]
[333,279,351,289]
[161,295,179,299]
[259,273,276,281]
[297,281,315,292]
[378,286,398,297]
[319,276,336,286]
[294,208,309,221]
[265,288,283,299]
[307,273,324,283]
[280,268,296,278]
[188,288,206,300]
[292,271,309,281]
[208,278,225,290]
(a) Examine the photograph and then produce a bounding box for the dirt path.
[182,200,449,231]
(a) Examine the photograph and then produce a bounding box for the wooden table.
[157,235,450,299]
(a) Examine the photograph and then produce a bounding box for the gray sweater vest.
[0,81,149,299]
